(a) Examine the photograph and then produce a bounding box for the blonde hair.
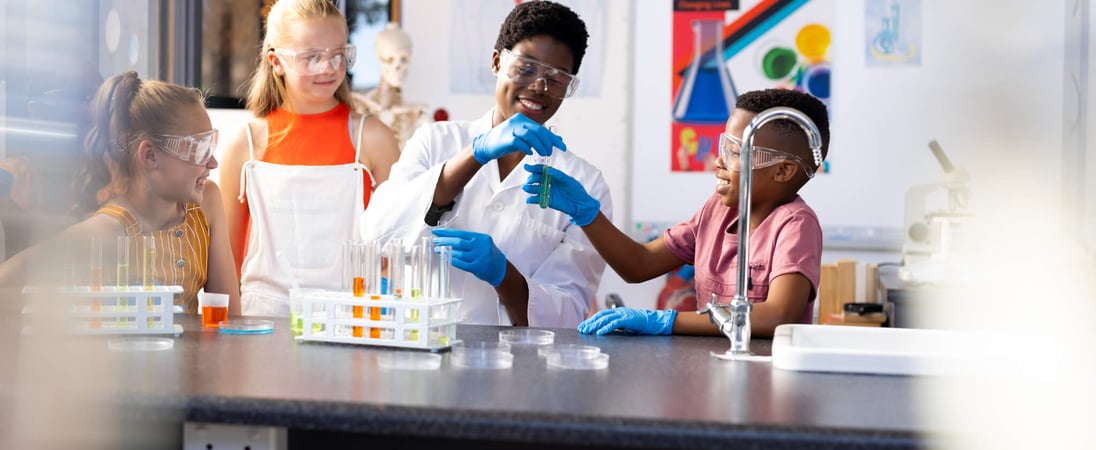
[74,71,204,216]
[245,0,352,117]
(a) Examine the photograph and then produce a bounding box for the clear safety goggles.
[719,133,815,179]
[499,48,579,98]
[274,45,356,75]
[149,129,219,166]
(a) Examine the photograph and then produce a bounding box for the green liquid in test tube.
[538,125,559,209]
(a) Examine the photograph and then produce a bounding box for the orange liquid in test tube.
[353,276,365,337]
[201,305,229,328]
[370,295,381,338]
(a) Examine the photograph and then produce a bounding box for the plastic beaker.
[198,291,229,328]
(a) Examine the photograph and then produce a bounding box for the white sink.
[771,324,996,376]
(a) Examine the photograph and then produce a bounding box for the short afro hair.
[494,1,589,75]
[734,88,830,163]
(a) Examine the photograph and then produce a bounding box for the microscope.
[899,140,973,283]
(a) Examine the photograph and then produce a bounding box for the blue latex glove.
[521,164,601,226]
[431,228,508,287]
[471,113,566,164]
[577,308,678,336]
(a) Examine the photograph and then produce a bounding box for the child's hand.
[431,228,508,287]
[577,307,677,335]
[521,164,600,226]
[471,113,565,164]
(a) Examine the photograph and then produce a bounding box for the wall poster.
[671,0,833,172]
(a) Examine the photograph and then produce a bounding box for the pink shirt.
[663,194,822,324]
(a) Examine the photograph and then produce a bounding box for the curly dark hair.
[493,1,589,75]
[734,88,831,163]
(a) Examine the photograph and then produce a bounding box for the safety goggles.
[149,129,219,166]
[719,133,815,179]
[274,45,356,75]
[499,48,579,98]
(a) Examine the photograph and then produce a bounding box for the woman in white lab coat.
[362,1,611,327]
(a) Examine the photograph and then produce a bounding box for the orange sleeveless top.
[96,204,209,313]
[264,103,372,207]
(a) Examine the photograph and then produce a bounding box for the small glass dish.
[544,345,609,370]
[108,337,174,352]
[377,351,442,370]
[537,344,601,359]
[219,319,274,335]
[499,329,555,345]
[451,342,513,369]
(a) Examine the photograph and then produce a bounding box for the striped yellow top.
[96,204,210,313]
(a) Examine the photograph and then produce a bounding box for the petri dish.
[538,344,601,359]
[545,345,609,370]
[378,351,442,371]
[451,342,513,369]
[219,319,274,335]
[108,337,174,352]
[499,329,555,345]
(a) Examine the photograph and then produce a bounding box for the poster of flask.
[671,0,833,172]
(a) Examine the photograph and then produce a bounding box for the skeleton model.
[354,23,428,149]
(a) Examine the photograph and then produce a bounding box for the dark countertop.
[91,315,942,449]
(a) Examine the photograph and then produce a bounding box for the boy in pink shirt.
[523,88,829,338]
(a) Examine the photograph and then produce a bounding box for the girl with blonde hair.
[218,0,400,316]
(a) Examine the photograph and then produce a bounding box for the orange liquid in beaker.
[201,305,228,328]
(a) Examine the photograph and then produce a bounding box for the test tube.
[365,240,381,339]
[142,236,157,319]
[414,237,434,299]
[89,237,103,292]
[385,238,404,298]
[142,236,155,290]
[89,237,102,329]
[346,241,365,338]
[117,236,131,318]
[435,245,451,300]
[383,239,404,335]
[433,245,452,322]
[406,241,430,341]
[537,125,559,209]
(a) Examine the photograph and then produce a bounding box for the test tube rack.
[21,285,184,336]
[290,288,462,351]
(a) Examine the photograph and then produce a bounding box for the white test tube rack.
[290,288,462,351]
[21,285,184,336]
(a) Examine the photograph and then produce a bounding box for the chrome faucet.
[700,106,823,360]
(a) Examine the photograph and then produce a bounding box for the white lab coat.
[361,110,613,327]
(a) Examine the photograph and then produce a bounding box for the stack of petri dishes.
[538,344,609,370]
[450,341,514,369]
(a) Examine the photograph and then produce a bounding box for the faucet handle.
[696,293,720,314]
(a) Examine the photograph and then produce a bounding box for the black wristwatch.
[424,200,455,226]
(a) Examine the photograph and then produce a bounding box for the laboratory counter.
[23,315,948,449]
